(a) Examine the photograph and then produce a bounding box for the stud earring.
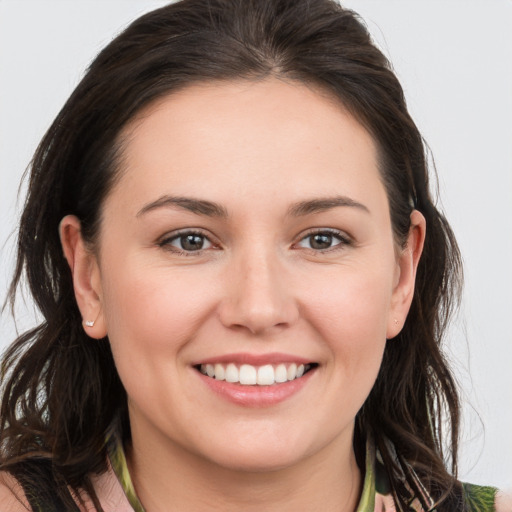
[394,318,399,325]
[84,320,95,327]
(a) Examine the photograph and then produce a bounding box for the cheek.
[301,266,392,389]
[100,262,221,424]
[304,265,393,339]
[101,261,218,359]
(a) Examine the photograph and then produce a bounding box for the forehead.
[109,78,385,214]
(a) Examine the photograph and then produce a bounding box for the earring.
[84,320,95,327]
[394,318,399,325]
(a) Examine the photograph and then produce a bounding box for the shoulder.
[463,482,512,512]
[495,489,512,512]
[0,460,131,512]
[0,471,30,511]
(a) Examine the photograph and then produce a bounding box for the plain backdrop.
[1,0,511,490]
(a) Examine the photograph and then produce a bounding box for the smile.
[197,362,316,386]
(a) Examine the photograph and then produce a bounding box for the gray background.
[1,0,511,489]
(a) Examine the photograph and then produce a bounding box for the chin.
[196,433,315,474]
[211,449,305,474]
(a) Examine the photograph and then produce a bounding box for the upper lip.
[192,352,315,366]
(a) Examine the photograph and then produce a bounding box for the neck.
[126,419,363,512]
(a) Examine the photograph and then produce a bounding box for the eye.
[159,231,214,253]
[296,230,350,251]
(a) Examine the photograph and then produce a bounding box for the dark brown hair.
[1,0,463,509]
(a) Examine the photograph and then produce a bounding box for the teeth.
[275,364,287,383]
[206,364,215,378]
[287,363,297,380]
[225,363,239,383]
[239,364,257,385]
[199,362,313,386]
[257,364,274,385]
[214,363,225,381]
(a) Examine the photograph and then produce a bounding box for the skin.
[58,78,426,512]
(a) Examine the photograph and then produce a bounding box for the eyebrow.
[136,194,369,219]
[287,196,370,216]
[136,195,228,218]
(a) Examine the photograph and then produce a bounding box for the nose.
[217,248,299,335]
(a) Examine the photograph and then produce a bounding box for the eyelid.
[157,228,220,254]
[293,227,353,251]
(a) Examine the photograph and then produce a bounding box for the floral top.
[105,430,498,512]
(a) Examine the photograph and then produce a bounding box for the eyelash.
[294,228,352,253]
[157,228,352,256]
[157,229,217,256]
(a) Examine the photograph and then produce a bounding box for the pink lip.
[195,366,317,408]
[192,352,313,366]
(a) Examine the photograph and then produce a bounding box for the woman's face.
[69,79,423,472]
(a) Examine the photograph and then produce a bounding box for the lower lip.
[196,368,316,407]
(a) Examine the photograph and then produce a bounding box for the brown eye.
[179,234,206,251]
[297,230,350,251]
[160,231,213,253]
[309,233,334,250]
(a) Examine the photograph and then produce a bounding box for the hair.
[1,0,463,510]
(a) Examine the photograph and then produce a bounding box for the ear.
[386,210,426,339]
[59,215,107,339]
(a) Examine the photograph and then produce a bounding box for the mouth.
[194,362,318,386]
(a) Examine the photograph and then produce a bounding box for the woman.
[0,0,509,510]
